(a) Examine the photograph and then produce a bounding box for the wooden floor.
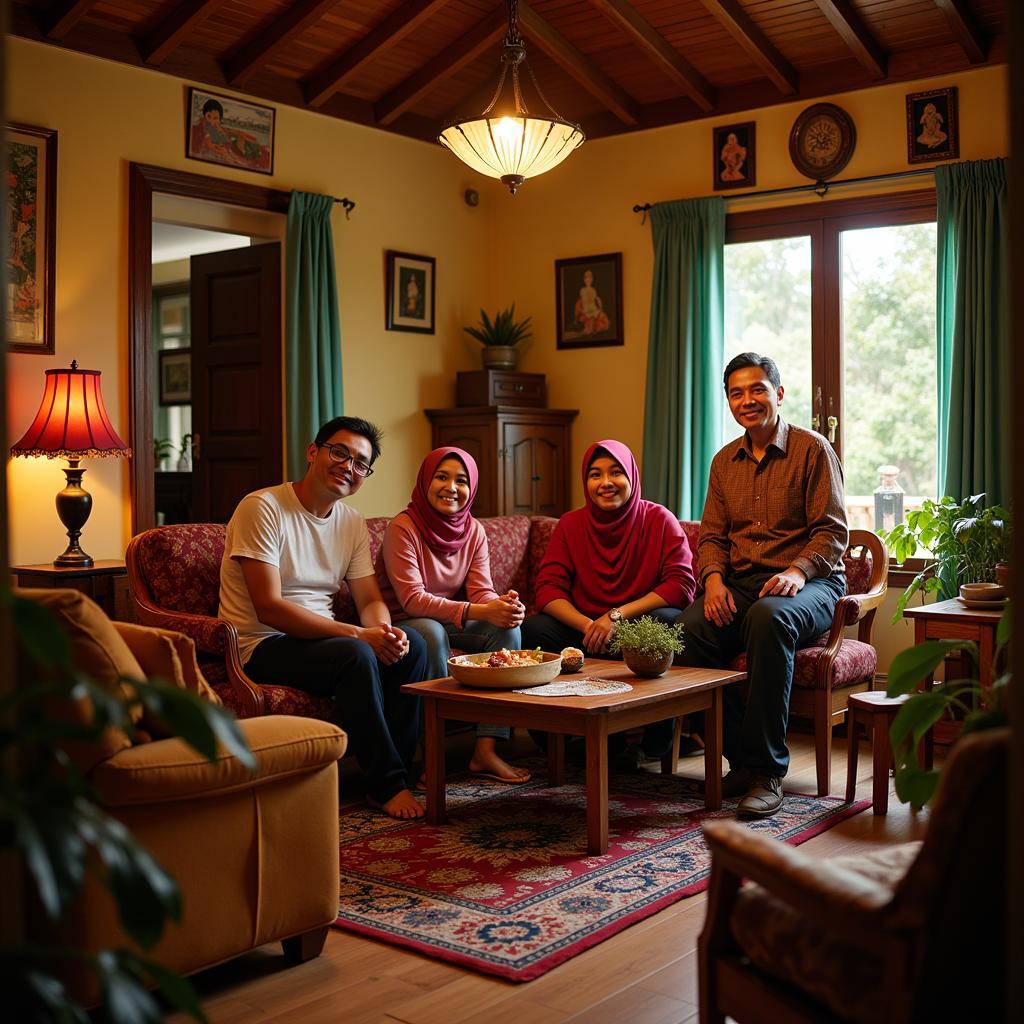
[167,729,931,1024]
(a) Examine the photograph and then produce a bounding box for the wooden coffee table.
[402,659,745,854]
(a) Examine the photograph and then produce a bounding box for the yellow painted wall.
[5,36,490,565]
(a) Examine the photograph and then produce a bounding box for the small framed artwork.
[186,87,275,175]
[713,122,756,191]
[5,123,57,354]
[555,253,623,350]
[906,87,959,164]
[159,349,192,406]
[385,250,435,334]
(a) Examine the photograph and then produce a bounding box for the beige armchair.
[698,727,1007,1023]
[20,587,348,1006]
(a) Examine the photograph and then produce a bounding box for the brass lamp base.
[54,459,94,567]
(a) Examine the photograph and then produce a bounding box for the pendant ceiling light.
[439,0,584,195]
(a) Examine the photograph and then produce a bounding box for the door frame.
[128,163,290,533]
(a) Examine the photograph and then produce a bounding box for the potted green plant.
[608,615,685,678]
[2,589,254,1021]
[463,305,532,371]
[881,493,1011,622]
[885,605,1010,808]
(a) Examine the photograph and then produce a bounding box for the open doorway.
[129,164,290,535]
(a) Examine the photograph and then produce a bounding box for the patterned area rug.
[335,762,868,981]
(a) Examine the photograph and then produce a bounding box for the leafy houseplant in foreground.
[881,493,1011,622]
[609,615,685,678]
[885,604,1010,808]
[2,590,256,1023]
[463,304,532,371]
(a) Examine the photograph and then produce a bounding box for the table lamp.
[9,360,132,567]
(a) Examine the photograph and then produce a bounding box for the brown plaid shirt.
[697,418,849,584]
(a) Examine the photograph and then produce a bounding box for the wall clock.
[788,103,856,181]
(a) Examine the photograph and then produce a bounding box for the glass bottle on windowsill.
[874,464,904,533]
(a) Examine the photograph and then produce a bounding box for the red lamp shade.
[10,361,130,459]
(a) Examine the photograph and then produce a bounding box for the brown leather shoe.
[737,774,784,818]
[720,767,753,798]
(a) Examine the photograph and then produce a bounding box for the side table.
[11,560,133,621]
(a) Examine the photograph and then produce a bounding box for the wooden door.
[501,420,566,517]
[190,243,282,522]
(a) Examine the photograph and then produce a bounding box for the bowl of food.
[448,649,563,689]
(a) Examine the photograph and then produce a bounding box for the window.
[724,192,938,532]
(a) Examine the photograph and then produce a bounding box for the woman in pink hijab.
[380,447,530,783]
[522,439,697,763]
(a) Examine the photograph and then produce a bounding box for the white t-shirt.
[219,482,375,665]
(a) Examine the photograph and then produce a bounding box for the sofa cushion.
[729,638,876,690]
[480,515,531,597]
[136,523,225,616]
[17,588,144,773]
[91,715,348,806]
[112,622,221,705]
[730,842,922,1024]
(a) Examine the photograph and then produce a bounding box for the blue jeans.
[245,629,427,804]
[520,607,683,756]
[675,572,845,777]
[401,617,521,740]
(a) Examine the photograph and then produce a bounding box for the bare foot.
[368,789,425,820]
[468,748,531,784]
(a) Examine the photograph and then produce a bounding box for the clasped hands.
[360,623,410,665]
[582,611,618,653]
[703,568,807,627]
[482,590,526,629]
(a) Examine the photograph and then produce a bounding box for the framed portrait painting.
[555,253,623,350]
[5,123,56,354]
[713,121,756,191]
[385,250,435,334]
[159,349,192,406]
[906,87,959,164]
[186,87,275,175]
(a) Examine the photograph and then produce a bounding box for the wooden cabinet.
[12,560,134,621]
[425,406,578,518]
[456,370,547,407]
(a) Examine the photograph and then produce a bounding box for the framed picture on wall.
[555,253,623,350]
[5,122,57,354]
[385,250,435,333]
[186,87,275,175]
[713,121,756,190]
[906,87,959,164]
[159,349,192,406]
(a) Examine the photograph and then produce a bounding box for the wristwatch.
[608,608,623,623]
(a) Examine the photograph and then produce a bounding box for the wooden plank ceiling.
[10,1,1006,143]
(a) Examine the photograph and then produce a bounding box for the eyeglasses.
[319,443,374,477]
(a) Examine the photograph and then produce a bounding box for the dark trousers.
[245,630,427,803]
[676,572,845,777]
[521,607,682,756]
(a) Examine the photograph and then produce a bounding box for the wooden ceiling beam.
[700,0,798,96]
[813,0,887,79]
[224,0,338,86]
[140,0,230,66]
[933,0,987,63]
[304,0,449,109]
[45,0,100,41]
[375,10,507,127]
[587,0,715,111]
[517,1,639,126]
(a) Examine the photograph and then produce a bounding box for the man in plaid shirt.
[678,353,848,817]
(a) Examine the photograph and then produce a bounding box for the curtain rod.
[333,196,356,218]
[631,167,936,218]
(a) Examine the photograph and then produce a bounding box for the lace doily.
[513,677,633,697]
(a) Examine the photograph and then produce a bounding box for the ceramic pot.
[482,345,519,371]
[995,561,1011,590]
[622,648,673,678]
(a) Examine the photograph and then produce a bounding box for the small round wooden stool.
[845,690,911,815]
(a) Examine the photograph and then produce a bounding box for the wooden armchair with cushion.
[698,727,1008,1023]
[18,587,348,1007]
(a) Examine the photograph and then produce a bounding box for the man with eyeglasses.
[219,415,429,820]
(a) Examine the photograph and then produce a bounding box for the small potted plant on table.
[609,615,685,678]
[463,304,532,371]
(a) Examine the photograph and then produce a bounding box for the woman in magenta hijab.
[380,447,530,783]
[522,440,697,762]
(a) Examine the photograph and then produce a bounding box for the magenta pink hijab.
[403,447,479,556]
[579,438,645,578]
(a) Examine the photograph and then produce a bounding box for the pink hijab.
[403,447,479,556]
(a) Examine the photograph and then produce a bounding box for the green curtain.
[935,158,1008,505]
[286,191,343,478]
[641,198,725,519]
